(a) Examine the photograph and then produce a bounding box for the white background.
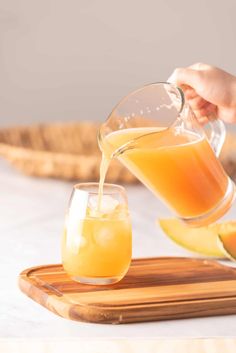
[0,0,235,127]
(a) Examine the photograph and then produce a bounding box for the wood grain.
[19,257,236,324]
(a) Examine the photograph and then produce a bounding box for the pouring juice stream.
[97,127,161,212]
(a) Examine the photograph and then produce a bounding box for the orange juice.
[103,127,229,218]
[62,205,132,282]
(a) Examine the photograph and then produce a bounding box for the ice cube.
[89,195,119,215]
[95,227,113,247]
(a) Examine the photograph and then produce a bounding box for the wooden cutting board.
[19,257,236,324]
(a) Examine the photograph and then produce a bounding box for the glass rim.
[73,182,126,195]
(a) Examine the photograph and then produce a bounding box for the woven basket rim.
[0,121,100,154]
[0,120,100,129]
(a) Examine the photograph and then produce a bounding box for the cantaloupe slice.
[218,226,236,261]
[159,218,228,257]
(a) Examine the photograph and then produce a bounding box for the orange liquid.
[104,128,228,218]
[62,207,132,279]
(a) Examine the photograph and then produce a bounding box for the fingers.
[184,89,217,123]
[183,87,197,100]
[175,77,211,113]
[188,95,207,110]
[190,102,217,125]
[195,116,209,126]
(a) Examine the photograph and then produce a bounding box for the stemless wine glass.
[61,183,132,285]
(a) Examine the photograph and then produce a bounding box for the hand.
[168,63,236,124]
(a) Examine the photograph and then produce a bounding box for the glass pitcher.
[98,83,235,226]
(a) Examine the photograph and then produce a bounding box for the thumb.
[168,68,202,90]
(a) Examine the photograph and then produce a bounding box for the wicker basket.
[0,122,136,183]
[0,122,235,183]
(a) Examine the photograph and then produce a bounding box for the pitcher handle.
[206,116,226,157]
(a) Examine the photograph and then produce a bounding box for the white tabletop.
[1,160,236,338]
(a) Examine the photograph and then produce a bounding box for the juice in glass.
[62,183,132,285]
